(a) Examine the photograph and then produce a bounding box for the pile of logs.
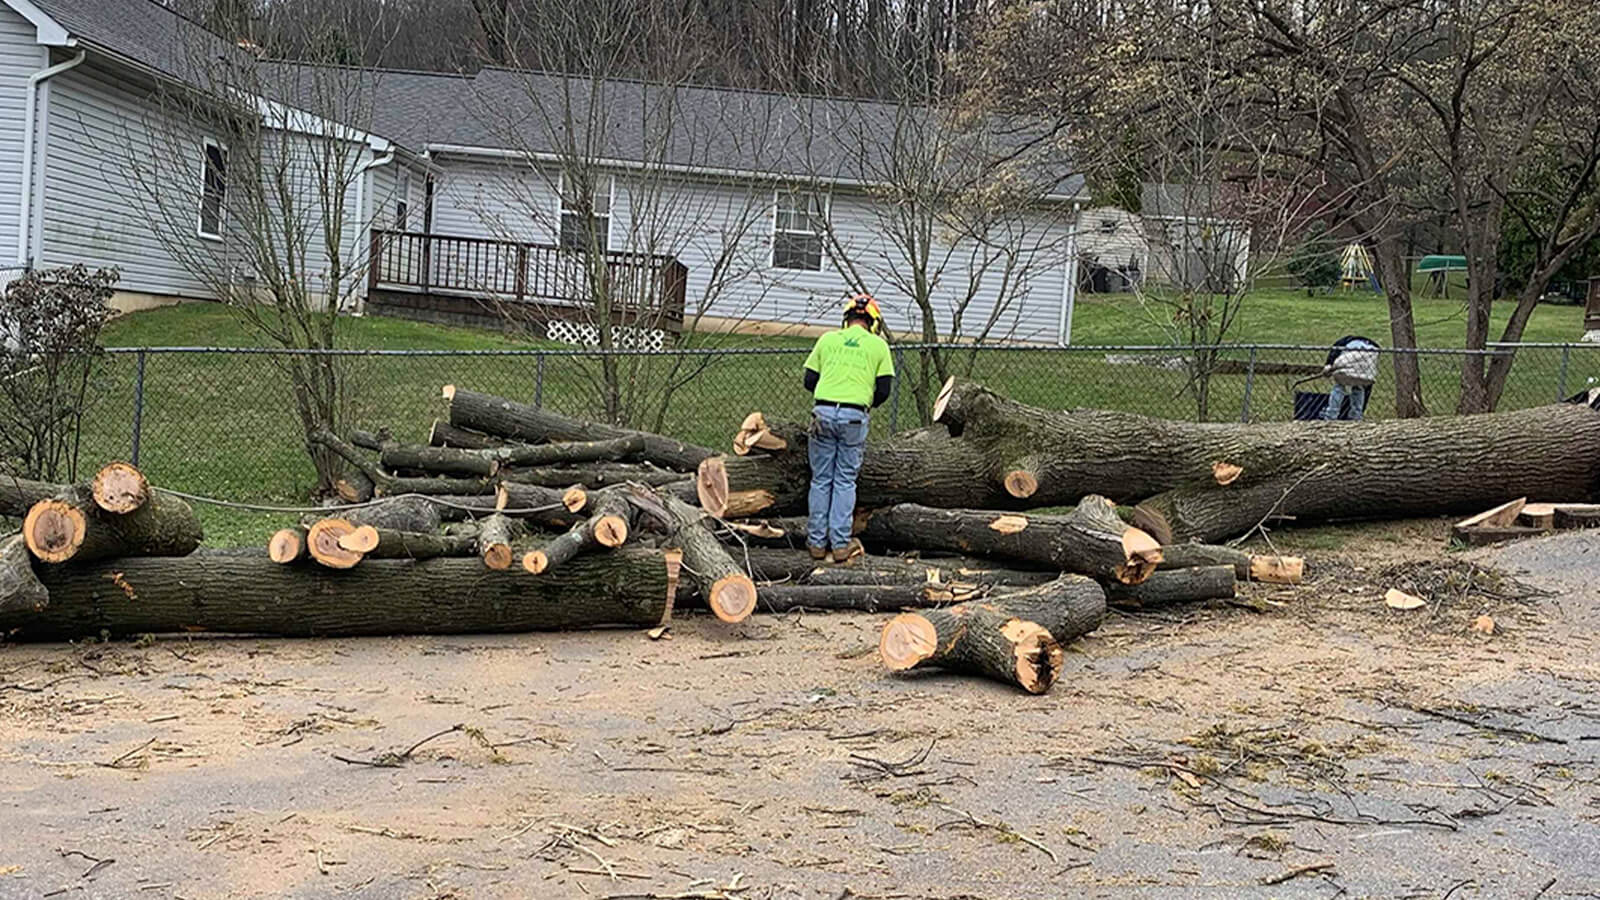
[16,378,1452,695]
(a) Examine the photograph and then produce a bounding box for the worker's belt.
[814,400,868,412]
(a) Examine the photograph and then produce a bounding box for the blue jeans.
[1323,382,1370,421]
[807,404,870,549]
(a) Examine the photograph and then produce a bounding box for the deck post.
[515,244,528,304]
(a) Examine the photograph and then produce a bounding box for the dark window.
[560,175,612,252]
[396,200,409,230]
[198,140,226,239]
[773,190,825,271]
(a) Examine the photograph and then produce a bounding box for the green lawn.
[77,295,1595,547]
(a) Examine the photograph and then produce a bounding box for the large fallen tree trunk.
[738,546,1057,590]
[2,476,61,518]
[23,487,203,565]
[878,576,1107,694]
[444,386,715,472]
[1103,566,1236,608]
[858,498,1162,584]
[1,533,47,613]
[2,549,678,641]
[934,379,1600,542]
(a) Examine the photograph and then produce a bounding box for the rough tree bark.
[1,550,678,641]
[878,576,1107,694]
[1103,566,1236,608]
[23,486,203,565]
[653,495,758,623]
[444,386,714,471]
[429,420,505,450]
[0,533,48,613]
[1,476,61,518]
[522,490,635,575]
[858,498,1162,584]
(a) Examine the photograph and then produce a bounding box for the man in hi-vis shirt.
[801,295,895,562]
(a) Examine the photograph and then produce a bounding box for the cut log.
[476,514,524,570]
[755,583,981,612]
[343,527,477,560]
[1455,498,1528,531]
[501,462,686,490]
[878,576,1107,694]
[379,442,498,478]
[337,526,381,554]
[1454,525,1548,546]
[487,436,644,468]
[1,533,47,613]
[1157,543,1304,585]
[522,490,636,575]
[306,518,363,569]
[1516,503,1557,529]
[268,525,309,564]
[1,475,62,518]
[732,412,802,456]
[344,496,444,533]
[309,429,492,496]
[1102,566,1236,608]
[932,379,1600,542]
[22,487,202,565]
[738,546,1057,590]
[2,549,677,640]
[90,462,149,514]
[498,482,587,515]
[654,495,758,623]
[429,420,505,450]
[444,386,715,472]
[335,467,375,504]
[1553,505,1600,529]
[859,497,1162,584]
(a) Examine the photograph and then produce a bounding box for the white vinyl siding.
[0,6,46,263]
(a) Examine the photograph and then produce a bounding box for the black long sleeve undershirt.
[802,368,893,408]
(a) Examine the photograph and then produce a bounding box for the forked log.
[879,576,1107,694]
[444,386,715,472]
[90,462,149,514]
[476,514,524,570]
[1,533,47,613]
[522,491,636,575]
[1157,543,1303,585]
[268,525,309,564]
[859,497,1162,584]
[2,550,678,640]
[22,487,202,565]
[306,518,363,569]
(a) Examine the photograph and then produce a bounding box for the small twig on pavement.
[1260,861,1333,885]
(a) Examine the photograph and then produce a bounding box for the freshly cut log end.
[879,605,1064,695]
[522,550,551,575]
[709,573,758,624]
[1211,461,1243,486]
[1249,555,1303,585]
[592,514,629,548]
[335,472,374,504]
[1117,527,1163,585]
[697,456,730,518]
[1002,469,1038,499]
[477,514,523,571]
[22,500,86,564]
[441,384,457,402]
[734,412,768,455]
[563,487,588,513]
[1002,618,1065,695]
[482,543,514,571]
[306,519,363,569]
[337,525,381,555]
[91,462,149,514]
[931,375,959,424]
[879,613,939,671]
[1,533,48,613]
[268,526,307,564]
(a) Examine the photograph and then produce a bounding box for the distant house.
[0,0,1091,345]
[1074,184,1253,295]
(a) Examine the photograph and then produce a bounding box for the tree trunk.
[501,462,686,489]
[488,436,644,467]
[23,487,202,565]
[859,498,1162,584]
[753,583,977,612]
[444,386,715,471]
[738,546,1057,590]
[311,429,491,496]
[1370,232,1427,417]
[522,490,635,575]
[1,475,61,518]
[90,462,149,514]
[429,420,505,450]
[0,533,47,613]
[1103,566,1236,608]
[1157,543,1303,584]
[340,527,477,560]
[476,513,524,570]
[878,576,1107,694]
[654,495,758,623]
[1,550,677,641]
[380,442,499,478]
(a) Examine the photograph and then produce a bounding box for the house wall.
[1076,206,1148,275]
[0,5,44,266]
[36,54,226,298]
[428,155,1075,342]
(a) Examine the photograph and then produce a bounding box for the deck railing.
[367,230,687,333]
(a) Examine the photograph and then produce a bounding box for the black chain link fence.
[67,343,1600,507]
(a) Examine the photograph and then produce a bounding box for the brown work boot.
[808,545,827,560]
[831,539,863,564]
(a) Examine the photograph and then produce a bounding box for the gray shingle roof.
[31,0,241,82]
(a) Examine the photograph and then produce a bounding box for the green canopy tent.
[1417,255,1468,298]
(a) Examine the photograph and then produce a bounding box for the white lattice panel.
[545,320,667,351]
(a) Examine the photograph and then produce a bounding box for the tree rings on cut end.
[306,518,362,569]
[592,514,629,548]
[1003,469,1039,499]
[879,613,939,671]
[23,499,86,564]
[1000,618,1063,695]
[268,527,306,564]
[562,486,588,513]
[709,573,758,623]
[337,525,381,555]
[481,541,514,571]
[91,462,150,514]
[696,456,730,518]
[522,550,550,575]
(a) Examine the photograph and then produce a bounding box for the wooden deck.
[366,231,687,340]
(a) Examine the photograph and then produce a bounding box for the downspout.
[1058,201,1082,347]
[16,50,86,266]
[347,148,394,313]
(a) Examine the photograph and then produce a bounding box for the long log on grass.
[1,533,47,613]
[1157,542,1304,584]
[23,486,202,565]
[859,497,1162,585]
[879,576,1107,694]
[444,386,715,472]
[522,490,635,575]
[1,549,678,641]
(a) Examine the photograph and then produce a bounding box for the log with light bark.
[0,549,678,640]
[90,462,149,514]
[1102,566,1236,608]
[522,490,636,575]
[22,486,202,565]
[1157,543,1304,585]
[878,576,1107,694]
[268,524,310,564]
[444,386,715,472]
[476,514,525,570]
[936,379,1600,542]
[653,494,758,623]
[429,420,505,450]
[0,533,47,613]
[858,497,1162,584]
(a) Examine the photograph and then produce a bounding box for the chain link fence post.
[1239,346,1257,422]
[1558,345,1571,401]
[130,349,146,466]
[534,353,545,408]
[888,347,905,433]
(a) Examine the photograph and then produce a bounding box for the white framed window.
[559,173,614,252]
[772,190,825,271]
[197,138,227,240]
